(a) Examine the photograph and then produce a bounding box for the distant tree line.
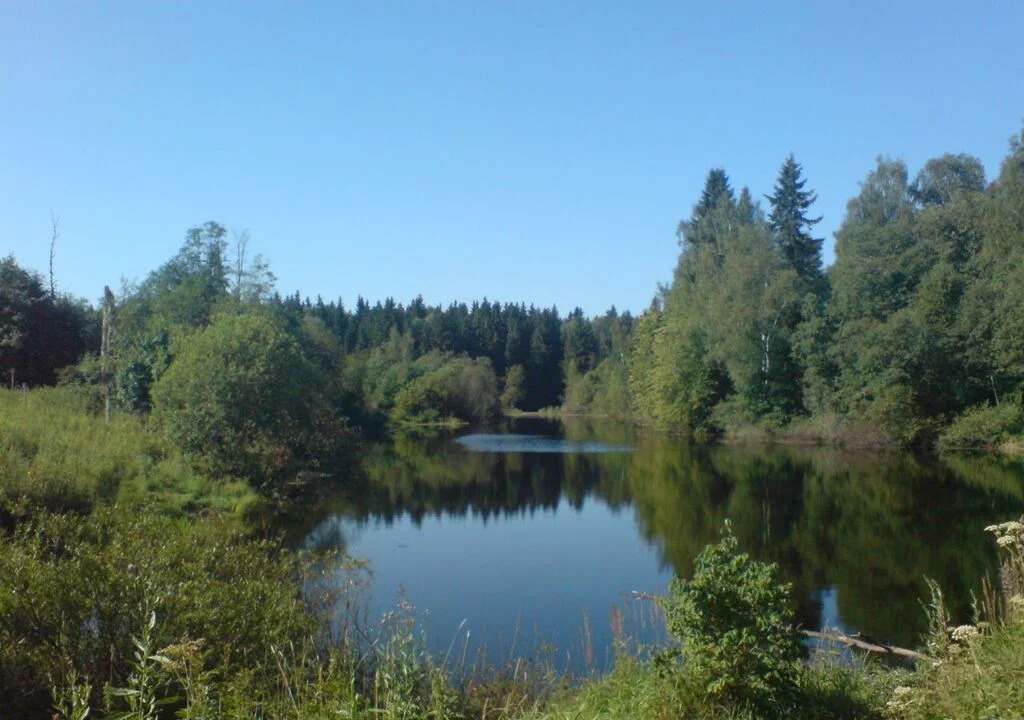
[0,219,636,487]
[4,123,1023,477]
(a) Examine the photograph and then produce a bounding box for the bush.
[391,355,500,424]
[663,522,806,713]
[151,311,352,489]
[500,363,526,411]
[562,358,631,417]
[937,402,1024,452]
[862,383,929,447]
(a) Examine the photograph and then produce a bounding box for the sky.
[2,1,1022,317]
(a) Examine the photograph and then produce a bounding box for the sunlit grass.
[0,386,257,519]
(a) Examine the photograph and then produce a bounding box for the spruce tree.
[766,155,823,283]
[694,168,734,222]
[678,168,736,247]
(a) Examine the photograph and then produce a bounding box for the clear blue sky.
[2,1,1022,316]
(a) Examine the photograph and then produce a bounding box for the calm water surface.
[299,418,1024,671]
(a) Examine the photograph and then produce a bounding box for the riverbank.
[4,387,1024,719]
[513,405,1024,457]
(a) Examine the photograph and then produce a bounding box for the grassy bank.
[0,387,260,522]
[546,400,1024,456]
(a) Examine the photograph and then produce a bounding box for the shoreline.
[503,409,1024,457]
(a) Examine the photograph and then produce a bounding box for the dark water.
[298,417,1024,671]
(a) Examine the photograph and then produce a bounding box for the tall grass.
[0,387,258,521]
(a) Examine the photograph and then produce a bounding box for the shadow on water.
[285,417,1024,671]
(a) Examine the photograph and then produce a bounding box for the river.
[294,417,1024,673]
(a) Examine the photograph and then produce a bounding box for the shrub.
[151,311,352,489]
[500,363,526,411]
[663,522,806,712]
[937,402,1024,452]
[863,383,929,447]
[391,355,500,424]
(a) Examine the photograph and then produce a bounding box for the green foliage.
[525,653,887,720]
[391,354,500,424]
[0,508,312,718]
[937,402,1024,452]
[910,153,986,207]
[0,255,96,387]
[563,356,631,417]
[620,141,1023,445]
[151,311,352,489]
[501,363,526,410]
[679,168,735,243]
[663,523,806,712]
[562,308,597,375]
[632,177,805,429]
[0,387,255,523]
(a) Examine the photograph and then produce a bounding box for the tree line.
[1,220,635,486]
[597,126,1024,449]
[3,123,1023,479]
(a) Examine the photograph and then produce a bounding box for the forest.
[5,126,1024,460]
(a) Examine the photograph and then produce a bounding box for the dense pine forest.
[5,126,1024,455]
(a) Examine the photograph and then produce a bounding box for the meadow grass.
[0,387,259,520]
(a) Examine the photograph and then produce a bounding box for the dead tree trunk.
[49,213,60,299]
[101,286,115,423]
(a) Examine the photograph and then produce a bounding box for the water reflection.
[456,433,632,454]
[299,418,1024,668]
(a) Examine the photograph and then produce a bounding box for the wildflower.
[986,520,1024,537]
[950,625,979,644]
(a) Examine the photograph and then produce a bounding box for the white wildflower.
[987,520,1024,537]
[950,624,979,643]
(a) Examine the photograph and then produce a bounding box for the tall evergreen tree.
[766,155,823,283]
[678,169,735,247]
[694,169,734,222]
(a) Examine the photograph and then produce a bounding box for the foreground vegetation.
[1,389,1022,717]
[3,434,1022,720]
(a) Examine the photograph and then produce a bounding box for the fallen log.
[802,630,933,664]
